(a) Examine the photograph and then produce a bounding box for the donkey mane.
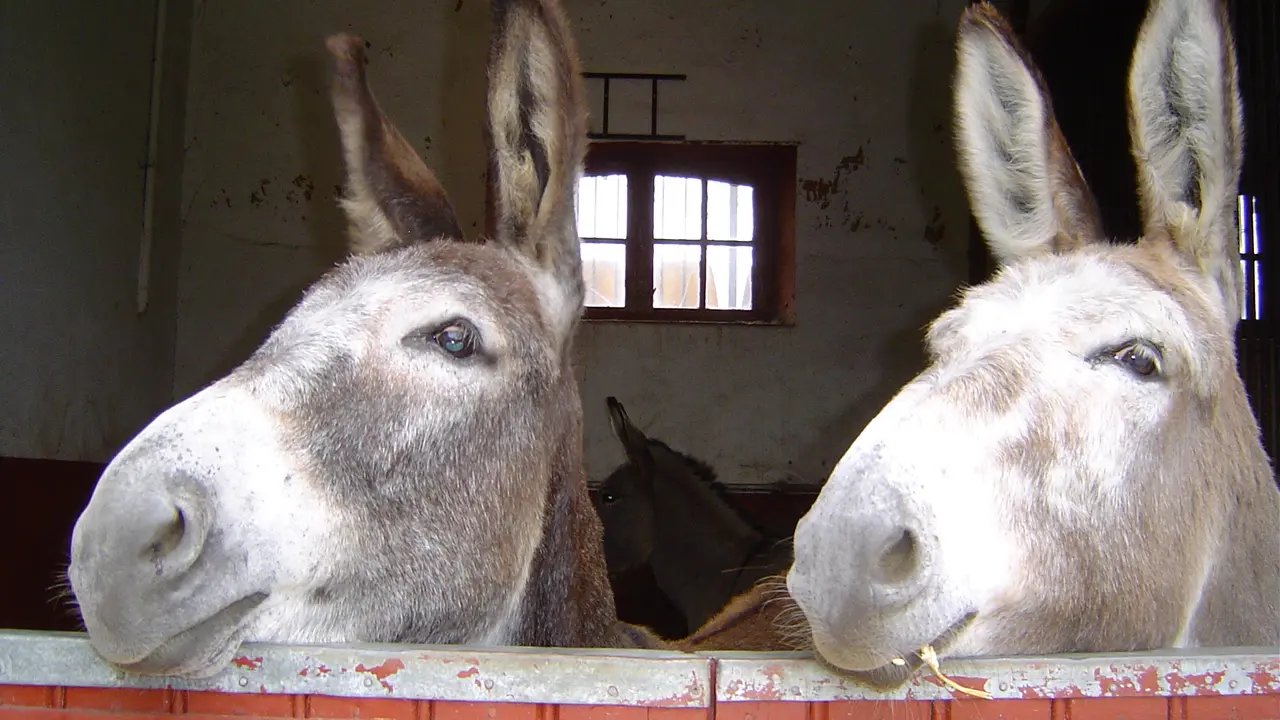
[642,438,769,537]
[647,439,720,488]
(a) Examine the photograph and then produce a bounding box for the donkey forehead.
[600,464,638,490]
[929,247,1217,370]
[278,243,548,350]
[237,243,559,395]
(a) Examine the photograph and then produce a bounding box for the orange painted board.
[1183,695,1280,720]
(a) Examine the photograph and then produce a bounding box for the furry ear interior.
[327,33,462,256]
[953,2,1104,267]
[1128,0,1244,329]
[486,0,589,338]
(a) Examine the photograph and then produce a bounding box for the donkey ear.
[1128,0,1244,329]
[486,0,588,338]
[327,33,463,257]
[953,3,1105,267]
[606,397,649,458]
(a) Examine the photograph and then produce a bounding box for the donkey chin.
[788,565,981,689]
[87,593,269,678]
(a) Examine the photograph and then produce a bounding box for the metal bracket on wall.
[583,72,687,141]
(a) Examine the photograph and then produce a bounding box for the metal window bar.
[700,178,709,309]
[1239,194,1264,322]
[728,183,740,305]
[583,72,687,141]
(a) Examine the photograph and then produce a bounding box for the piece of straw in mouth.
[890,645,993,700]
[920,645,993,699]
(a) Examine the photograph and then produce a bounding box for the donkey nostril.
[144,506,188,565]
[877,528,920,585]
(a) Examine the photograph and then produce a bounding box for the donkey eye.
[431,322,478,359]
[601,493,619,505]
[1113,342,1162,378]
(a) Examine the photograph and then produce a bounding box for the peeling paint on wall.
[923,206,946,247]
[800,149,876,234]
[799,148,866,209]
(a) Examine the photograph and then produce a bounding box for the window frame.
[576,141,796,325]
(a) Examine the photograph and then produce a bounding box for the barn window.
[575,142,796,324]
[1239,194,1265,321]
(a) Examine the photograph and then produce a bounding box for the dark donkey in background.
[595,397,792,638]
[67,0,660,679]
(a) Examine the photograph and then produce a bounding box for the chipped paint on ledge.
[709,648,1280,702]
[0,630,709,707]
[0,630,1274,706]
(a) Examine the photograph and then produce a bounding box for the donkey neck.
[1175,377,1280,648]
[509,380,632,648]
[646,447,766,630]
[1185,460,1280,647]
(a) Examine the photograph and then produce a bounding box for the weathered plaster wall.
[0,0,192,461]
[171,0,975,487]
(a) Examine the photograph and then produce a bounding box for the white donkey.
[787,0,1279,687]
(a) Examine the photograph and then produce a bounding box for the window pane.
[653,244,702,308]
[582,241,626,307]
[576,175,627,239]
[1236,193,1265,321]
[1256,261,1264,320]
[654,176,703,240]
[1241,259,1249,320]
[707,180,754,241]
[706,245,753,310]
[1253,197,1263,254]
[1238,194,1249,254]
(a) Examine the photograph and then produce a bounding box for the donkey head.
[788,0,1279,686]
[596,396,659,574]
[68,0,613,678]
